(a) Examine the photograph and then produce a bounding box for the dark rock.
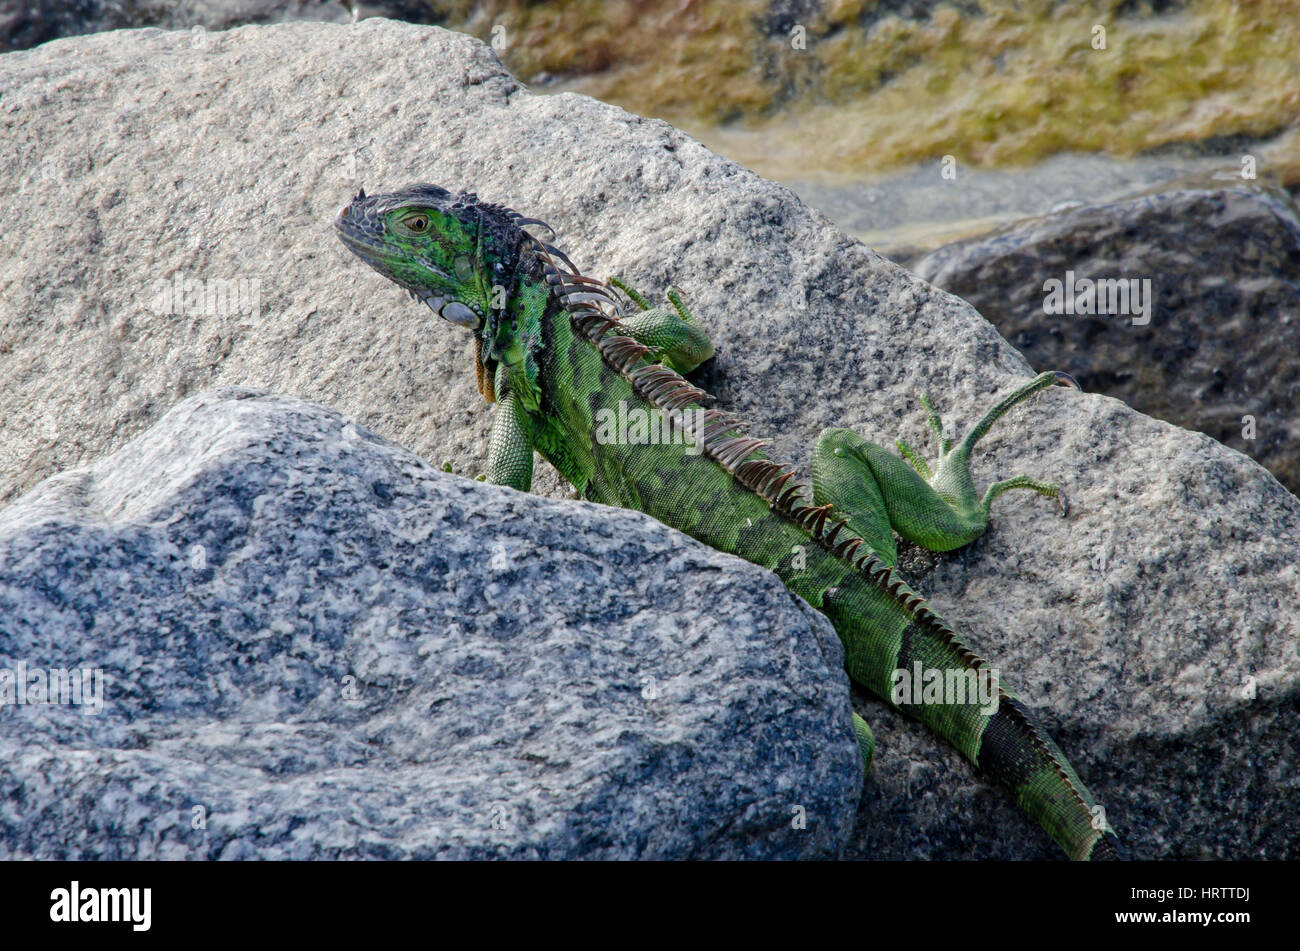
[0,0,354,53]
[911,182,1300,494]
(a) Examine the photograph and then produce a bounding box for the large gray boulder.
[0,388,860,859]
[0,20,1296,858]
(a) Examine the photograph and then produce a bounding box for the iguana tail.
[822,558,1121,861]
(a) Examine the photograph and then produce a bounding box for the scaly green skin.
[334,184,1121,860]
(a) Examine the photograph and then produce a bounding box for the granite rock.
[0,388,859,859]
[0,21,1296,858]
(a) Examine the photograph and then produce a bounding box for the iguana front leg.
[486,389,536,491]
[608,276,714,374]
[486,277,714,492]
[812,372,1076,565]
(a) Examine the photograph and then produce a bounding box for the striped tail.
[979,691,1122,860]
[824,556,1121,861]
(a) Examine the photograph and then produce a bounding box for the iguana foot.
[812,371,1075,556]
[607,275,714,374]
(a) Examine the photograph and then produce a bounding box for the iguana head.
[333,184,527,329]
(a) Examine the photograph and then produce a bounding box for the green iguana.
[334,183,1121,860]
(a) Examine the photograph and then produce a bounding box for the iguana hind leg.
[607,276,714,374]
[813,371,1076,556]
[813,431,900,566]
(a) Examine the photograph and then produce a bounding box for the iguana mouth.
[333,196,389,265]
[334,203,379,256]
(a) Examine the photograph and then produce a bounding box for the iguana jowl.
[334,184,1121,860]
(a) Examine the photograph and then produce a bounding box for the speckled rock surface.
[1,21,1297,859]
[0,388,860,859]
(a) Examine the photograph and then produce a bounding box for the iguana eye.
[404,214,429,233]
